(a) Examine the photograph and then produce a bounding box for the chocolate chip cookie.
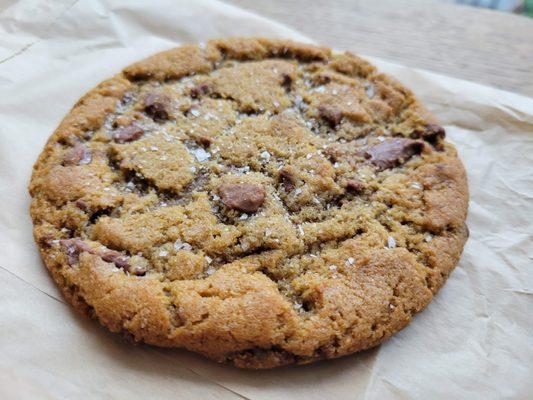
[29,38,469,369]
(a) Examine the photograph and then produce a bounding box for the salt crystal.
[205,256,212,264]
[346,257,355,266]
[260,151,271,160]
[315,86,325,93]
[411,182,422,189]
[150,146,158,151]
[387,236,396,248]
[425,235,433,242]
[306,153,312,159]
[190,166,197,173]
[329,265,337,271]
[297,225,304,236]
[190,108,201,117]
[377,136,385,142]
[212,194,220,201]
[206,266,216,276]
[174,241,192,251]
[293,302,303,310]
[125,181,135,189]
[193,148,210,162]
[265,228,272,236]
[159,250,168,257]
[294,188,302,196]
[103,187,110,192]
[239,213,249,220]
[333,162,340,168]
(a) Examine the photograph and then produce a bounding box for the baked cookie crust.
[29,38,468,369]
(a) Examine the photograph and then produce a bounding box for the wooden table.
[226,0,533,97]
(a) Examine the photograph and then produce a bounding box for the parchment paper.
[0,0,531,399]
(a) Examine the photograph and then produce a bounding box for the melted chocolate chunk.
[63,143,91,166]
[365,138,424,170]
[413,124,446,150]
[219,183,266,213]
[59,238,144,275]
[113,124,144,143]
[279,169,296,192]
[75,199,89,212]
[60,238,94,265]
[318,105,343,128]
[190,83,211,98]
[144,93,170,122]
[345,178,365,192]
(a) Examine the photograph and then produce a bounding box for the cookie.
[29,38,469,369]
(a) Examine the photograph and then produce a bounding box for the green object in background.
[525,0,533,16]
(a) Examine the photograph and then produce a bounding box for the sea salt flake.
[150,146,158,151]
[159,250,168,257]
[174,241,192,251]
[260,151,271,160]
[205,256,212,264]
[190,108,201,117]
[387,236,397,248]
[293,302,303,310]
[239,213,249,220]
[306,153,312,159]
[206,266,216,276]
[411,182,422,189]
[265,228,272,237]
[193,148,210,162]
[377,136,385,142]
[333,162,340,169]
[329,265,337,271]
[346,257,355,266]
[425,235,433,242]
[212,194,220,201]
[294,188,302,196]
[297,225,304,236]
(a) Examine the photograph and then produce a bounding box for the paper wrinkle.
[1,0,532,399]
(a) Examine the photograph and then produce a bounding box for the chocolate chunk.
[414,124,446,150]
[60,238,145,275]
[63,143,91,166]
[75,199,89,211]
[279,168,296,192]
[60,238,94,265]
[144,93,170,122]
[345,179,364,192]
[38,233,55,249]
[190,83,211,98]
[219,183,266,213]
[281,73,293,89]
[365,138,424,170]
[113,124,144,143]
[318,105,343,128]
[197,135,212,147]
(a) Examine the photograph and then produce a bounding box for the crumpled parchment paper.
[0,1,531,399]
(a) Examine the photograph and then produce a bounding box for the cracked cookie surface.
[29,38,469,369]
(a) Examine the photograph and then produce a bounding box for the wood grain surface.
[225,0,533,97]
